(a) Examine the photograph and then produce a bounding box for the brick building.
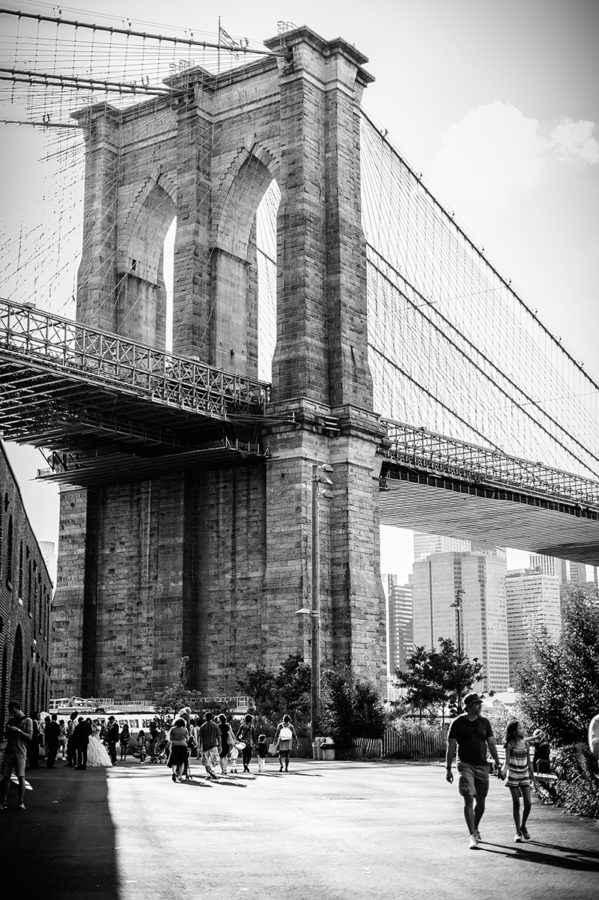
[0,442,52,731]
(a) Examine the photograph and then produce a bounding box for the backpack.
[280,726,292,741]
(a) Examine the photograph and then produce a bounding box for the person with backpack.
[273,715,298,773]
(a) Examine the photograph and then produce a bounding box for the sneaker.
[520,826,530,841]
[171,773,177,782]
[514,832,522,842]
[469,834,478,850]
[18,802,26,810]
[473,829,482,842]
[1,803,8,811]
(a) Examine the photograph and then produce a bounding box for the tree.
[517,586,599,746]
[152,656,199,716]
[320,666,385,758]
[393,645,444,717]
[238,653,312,727]
[432,638,484,718]
[394,639,483,720]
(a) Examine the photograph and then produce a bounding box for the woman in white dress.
[87,720,112,767]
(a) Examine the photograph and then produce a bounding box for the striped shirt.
[505,740,531,787]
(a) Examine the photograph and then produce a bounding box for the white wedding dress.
[87,725,112,767]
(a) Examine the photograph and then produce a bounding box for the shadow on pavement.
[480,842,599,872]
[0,766,118,898]
[530,840,599,860]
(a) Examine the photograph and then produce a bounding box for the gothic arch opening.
[9,625,23,707]
[212,153,280,379]
[256,180,279,382]
[117,182,177,348]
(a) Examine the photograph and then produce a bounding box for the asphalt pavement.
[1,757,597,899]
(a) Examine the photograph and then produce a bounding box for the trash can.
[320,738,335,761]
[312,737,325,760]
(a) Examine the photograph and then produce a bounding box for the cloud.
[549,118,599,165]
[430,101,598,210]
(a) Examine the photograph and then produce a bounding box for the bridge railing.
[383,419,599,507]
[0,298,270,417]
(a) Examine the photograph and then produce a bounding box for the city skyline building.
[569,561,589,586]
[385,574,414,678]
[505,568,562,687]
[530,553,567,583]
[412,551,510,692]
[413,533,471,561]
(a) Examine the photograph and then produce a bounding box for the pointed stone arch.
[208,144,280,376]
[212,142,280,253]
[118,167,178,271]
[115,167,178,346]
[9,625,23,708]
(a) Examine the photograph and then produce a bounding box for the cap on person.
[463,692,483,708]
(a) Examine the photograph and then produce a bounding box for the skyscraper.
[530,554,567,583]
[505,569,561,686]
[568,561,589,586]
[385,575,413,676]
[412,551,509,692]
[413,533,470,561]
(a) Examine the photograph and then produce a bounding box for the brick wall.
[0,444,52,726]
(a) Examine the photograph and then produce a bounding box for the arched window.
[18,541,23,599]
[6,514,13,588]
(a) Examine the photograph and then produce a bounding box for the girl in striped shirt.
[502,721,534,842]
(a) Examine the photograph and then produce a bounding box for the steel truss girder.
[0,298,270,423]
[382,418,599,509]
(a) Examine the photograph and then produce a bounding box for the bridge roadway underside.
[379,467,599,566]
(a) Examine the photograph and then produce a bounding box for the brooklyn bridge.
[1,10,597,700]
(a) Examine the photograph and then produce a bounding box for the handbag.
[235,741,246,751]
[268,742,278,755]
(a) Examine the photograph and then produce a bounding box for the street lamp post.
[310,463,333,742]
[451,587,465,712]
[451,588,464,657]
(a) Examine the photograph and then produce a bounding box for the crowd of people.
[4,693,562,853]
[1,702,302,808]
[165,709,300,782]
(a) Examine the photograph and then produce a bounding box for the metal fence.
[382,725,447,759]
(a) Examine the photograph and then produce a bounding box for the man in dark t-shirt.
[446,692,502,850]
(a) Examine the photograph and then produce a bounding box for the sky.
[1,0,598,581]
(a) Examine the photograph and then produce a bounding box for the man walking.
[44,714,61,768]
[105,716,119,766]
[198,712,221,780]
[66,710,78,767]
[445,692,502,850]
[1,700,33,810]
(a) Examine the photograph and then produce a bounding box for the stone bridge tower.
[51,27,387,700]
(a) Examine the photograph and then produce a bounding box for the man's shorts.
[457,762,490,799]
[1,750,27,778]
[202,747,220,770]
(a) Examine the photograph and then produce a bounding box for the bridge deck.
[0,298,270,480]
[380,465,599,565]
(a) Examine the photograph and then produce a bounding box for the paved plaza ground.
[1,757,597,899]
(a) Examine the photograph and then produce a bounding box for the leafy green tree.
[320,667,385,758]
[394,639,483,720]
[393,645,444,717]
[152,656,198,716]
[433,637,484,718]
[238,653,312,728]
[517,586,599,746]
